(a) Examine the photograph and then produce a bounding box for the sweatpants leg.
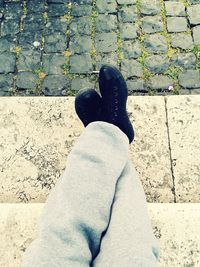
[21,121,129,267]
[93,160,160,267]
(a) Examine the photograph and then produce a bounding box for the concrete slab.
[166,96,200,202]
[128,97,174,202]
[1,203,200,267]
[0,97,173,203]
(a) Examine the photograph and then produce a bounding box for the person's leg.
[92,160,160,267]
[21,121,129,267]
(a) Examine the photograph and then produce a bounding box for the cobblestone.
[0,0,199,96]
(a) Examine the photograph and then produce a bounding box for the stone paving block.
[48,3,68,17]
[141,16,164,34]
[70,54,93,73]
[71,76,94,92]
[1,19,20,36]
[96,14,118,33]
[95,33,118,53]
[145,55,170,74]
[46,18,69,34]
[42,75,70,96]
[44,32,68,53]
[16,72,39,89]
[72,4,93,16]
[166,96,200,202]
[126,79,146,92]
[0,52,16,74]
[170,33,194,50]
[43,54,66,75]
[193,25,200,44]
[0,97,174,203]
[96,0,117,14]
[69,35,93,54]
[96,52,118,69]
[18,50,41,71]
[120,23,138,41]
[0,73,13,96]
[121,59,143,79]
[23,15,44,32]
[171,53,196,70]
[0,36,16,53]
[178,70,200,89]
[122,40,142,59]
[166,17,188,33]
[4,2,23,20]
[117,0,136,3]
[27,0,46,14]
[140,0,161,15]
[165,1,186,17]
[118,5,138,23]
[144,34,168,54]
[187,4,200,25]
[147,75,173,90]
[69,17,92,36]
[18,32,43,49]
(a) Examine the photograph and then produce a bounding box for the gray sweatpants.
[21,121,160,267]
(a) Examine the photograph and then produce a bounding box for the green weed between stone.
[192,45,200,70]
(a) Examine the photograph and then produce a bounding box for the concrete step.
[0,203,200,267]
[0,96,200,203]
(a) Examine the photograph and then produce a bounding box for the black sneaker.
[75,88,102,127]
[99,64,134,143]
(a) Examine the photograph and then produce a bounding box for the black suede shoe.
[99,64,134,143]
[75,88,102,127]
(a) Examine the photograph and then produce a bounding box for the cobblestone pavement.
[0,0,200,96]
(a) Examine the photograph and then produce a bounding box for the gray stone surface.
[171,53,196,70]
[18,50,41,71]
[95,33,118,53]
[70,54,93,73]
[16,72,38,89]
[120,23,138,41]
[126,79,146,92]
[167,17,188,33]
[193,26,200,44]
[179,70,200,89]
[96,52,118,69]
[165,1,186,17]
[0,73,13,95]
[121,59,143,79]
[170,33,194,50]
[44,32,68,53]
[148,75,174,90]
[0,52,16,74]
[69,35,93,54]
[142,16,164,34]
[144,34,168,54]
[145,55,170,73]
[96,14,118,32]
[71,77,94,92]
[118,5,138,23]
[122,40,142,59]
[43,54,66,75]
[1,19,20,36]
[70,17,92,36]
[187,4,200,25]
[71,4,93,17]
[140,0,161,15]
[96,0,117,14]
[42,75,70,96]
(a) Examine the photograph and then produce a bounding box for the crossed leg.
[21,121,159,267]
